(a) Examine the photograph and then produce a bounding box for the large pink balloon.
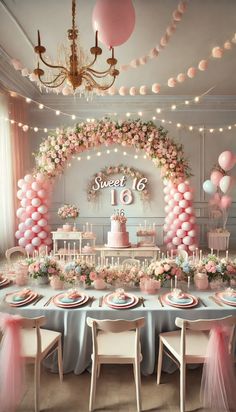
[31,181,41,191]
[183,191,193,201]
[179,212,189,222]
[16,207,25,218]
[220,195,232,209]
[24,174,34,183]
[43,237,52,245]
[179,199,188,209]
[181,221,192,231]
[26,190,36,200]
[183,236,193,246]
[188,229,196,237]
[37,205,48,214]
[173,236,182,246]
[92,0,135,47]
[176,229,186,239]
[219,175,232,194]
[38,230,47,239]
[38,218,47,227]
[173,206,182,215]
[177,182,187,193]
[15,230,22,240]
[32,224,41,233]
[210,170,223,186]
[37,189,46,199]
[25,218,34,227]
[17,178,25,188]
[25,244,35,255]
[18,237,28,247]
[31,197,41,207]
[17,190,24,200]
[26,205,36,215]
[32,212,41,221]
[174,192,183,202]
[218,150,236,171]
[32,237,41,247]
[19,222,26,232]
[24,229,34,240]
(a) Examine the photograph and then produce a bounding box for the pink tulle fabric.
[0,313,24,412]
[200,326,236,412]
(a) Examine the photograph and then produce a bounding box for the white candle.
[83,225,85,232]
[166,251,169,259]
[170,249,173,260]
[196,247,199,262]
[106,258,108,266]
[144,220,147,229]
[226,250,228,261]
[192,251,195,264]
[217,249,219,258]
[158,250,161,260]
[98,257,100,266]
[111,257,114,267]
[90,223,93,233]
[170,278,173,291]
[199,250,202,262]
[73,242,76,257]
[161,252,164,260]
[63,241,66,254]
[117,257,120,266]
[187,276,190,289]
[211,248,213,255]
[86,222,89,232]
[175,275,177,288]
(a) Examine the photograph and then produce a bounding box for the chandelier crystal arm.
[33,1,119,95]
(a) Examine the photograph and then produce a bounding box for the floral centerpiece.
[28,256,61,284]
[146,259,180,284]
[58,204,79,220]
[175,256,195,281]
[197,254,230,284]
[95,265,145,288]
[64,259,95,287]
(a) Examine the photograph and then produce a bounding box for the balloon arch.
[15,119,198,255]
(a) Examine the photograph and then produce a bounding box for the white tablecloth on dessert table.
[0,284,235,375]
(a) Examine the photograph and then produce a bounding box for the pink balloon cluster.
[163,180,198,253]
[203,150,236,211]
[15,173,53,255]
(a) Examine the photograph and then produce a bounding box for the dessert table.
[0,283,235,376]
[95,245,160,260]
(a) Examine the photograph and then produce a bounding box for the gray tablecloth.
[0,284,235,375]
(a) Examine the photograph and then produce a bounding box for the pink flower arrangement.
[28,256,62,280]
[147,259,178,283]
[34,120,192,181]
[58,204,79,220]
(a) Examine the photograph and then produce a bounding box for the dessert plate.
[215,291,236,307]
[0,278,11,287]
[53,293,89,308]
[161,292,198,308]
[104,292,139,309]
[166,293,193,305]
[5,290,38,307]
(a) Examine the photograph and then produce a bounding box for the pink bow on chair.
[0,313,24,412]
[200,326,236,412]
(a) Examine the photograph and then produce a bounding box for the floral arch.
[15,119,197,254]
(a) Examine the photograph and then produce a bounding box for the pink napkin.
[15,288,31,299]
[67,291,80,300]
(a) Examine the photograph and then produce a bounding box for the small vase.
[15,272,28,286]
[50,277,64,290]
[93,279,107,290]
[36,276,49,286]
[194,273,209,290]
[140,279,161,294]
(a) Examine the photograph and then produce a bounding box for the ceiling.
[0,0,236,121]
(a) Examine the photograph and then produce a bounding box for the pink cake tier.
[107,215,130,248]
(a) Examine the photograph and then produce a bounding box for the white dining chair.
[156,315,236,412]
[87,317,145,412]
[5,246,26,263]
[0,314,63,412]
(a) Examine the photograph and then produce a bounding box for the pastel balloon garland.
[15,119,196,254]
[203,150,236,229]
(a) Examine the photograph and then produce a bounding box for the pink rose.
[155,266,164,275]
[89,271,97,281]
[163,264,170,272]
[80,275,86,282]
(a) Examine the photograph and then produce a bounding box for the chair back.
[5,246,26,263]
[122,258,140,268]
[87,317,145,360]
[177,250,188,260]
[176,316,236,358]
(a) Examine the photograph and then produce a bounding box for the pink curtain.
[9,95,30,238]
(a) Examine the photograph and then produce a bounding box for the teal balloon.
[203,179,217,195]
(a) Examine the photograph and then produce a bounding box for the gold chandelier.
[33,0,119,94]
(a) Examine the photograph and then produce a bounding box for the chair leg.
[57,338,63,383]
[34,359,41,412]
[180,362,186,412]
[157,338,163,384]
[89,360,98,412]
[134,360,142,412]
[97,363,101,378]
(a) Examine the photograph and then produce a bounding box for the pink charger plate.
[5,290,38,307]
[161,292,199,308]
[215,291,236,307]
[0,278,11,288]
[53,292,89,308]
[104,293,139,309]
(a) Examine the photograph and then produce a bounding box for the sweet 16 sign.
[91,172,148,205]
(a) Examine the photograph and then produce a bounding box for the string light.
[126,112,131,117]
[171,105,176,110]
[106,150,110,154]
[71,114,76,120]
[138,111,143,116]
[114,148,118,153]
[185,100,190,105]
[123,151,127,156]
[189,126,193,131]
[56,110,60,116]
[44,128,48,133]
[177,123,181,128]
[26,98,31,103]
[152,116,156,120]
[77,156,81,161]
[39,104,44,109]
[87,155,91,160]
[194,96,200,102]
[156,108,161,113]
[210,128,214,133]
[134,154,138,159]
[97,152,101,156]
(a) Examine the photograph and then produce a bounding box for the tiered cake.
[107,212,130,248]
